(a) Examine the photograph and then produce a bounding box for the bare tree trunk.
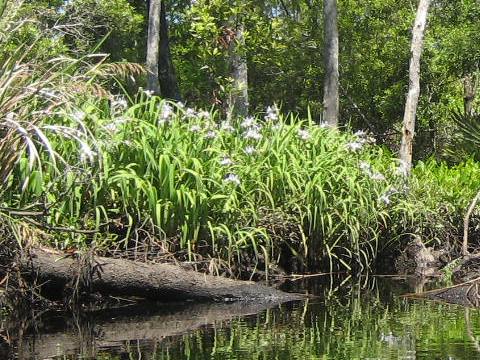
[227,22,249,117]
[463,74,476,116]
[322,0,339,127]
[399,0,431,175]
[159,1,181,101]
[146,0,161,95]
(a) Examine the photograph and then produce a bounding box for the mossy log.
[17,247,301,303]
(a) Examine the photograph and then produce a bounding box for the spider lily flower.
[190,124,202,132]
[244,146,256,155]
[396,160,409,177]
[185,108,196,118]
[359,161,371,173]
[219,156,234,166]
[143,89,154,97]
[298,129,311,141]
[197,110,210,119]
[345,141,364,152]
[241,116,255,128]
[244,128,262,140]
[224,173,240,185]
[159,103,174,120]
[205,130,217,139]
[370,172,386,181]
[72,110,86,122]
[112,96,128,110]
[264,105,279,121]
[220,121,235,132]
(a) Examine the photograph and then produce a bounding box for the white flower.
[264,105,279,121]
[378,194,391,205]
[396,160,409,177]
[72,110,86,122]
[345,141,364,152]
[359,161,371,173]
[112,96,128,110]
[219,156,234,166]
[205,130,217,139]
[190,125,202,132]
[319,122,329,129]
[241,116,255,128]
[80,143,96,163]
[298,129,311,141]
[370,172,386,181]
[159,103,174,120]
[197,110,210,119]
[224,173,240,185]
[220,121,235,132]
[244,146,256,155]
[354,130,367,137]
[185,108,196,118]
[244,129,262,140]
[143,89,154,97]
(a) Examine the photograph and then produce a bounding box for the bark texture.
[159,1,181,101]
[146,0,161,94]
[399,0,431,175]
[227,22,249,117]
[322,0,339,127]
[18,248,300,303]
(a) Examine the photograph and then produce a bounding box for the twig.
[463,189,480,255]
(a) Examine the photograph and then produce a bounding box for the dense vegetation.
[2,0,480,278]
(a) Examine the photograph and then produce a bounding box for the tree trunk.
[17,247,301,303]
[227,22,249,117]
[463,74,476,116]
[399,0,431,175]
[322,0,339,127]
[159,1,181,101]
[146,0,161,95]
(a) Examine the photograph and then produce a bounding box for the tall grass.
[3,91,433,275]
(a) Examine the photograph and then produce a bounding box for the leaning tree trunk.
[159,0,181,101]
[146,0,161,95]
[227,21,249,117]
[322,0,339,127]
[399,0,431,175]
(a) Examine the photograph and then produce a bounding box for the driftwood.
[16,247,301,303]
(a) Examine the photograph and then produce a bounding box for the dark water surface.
[4,276,480,359]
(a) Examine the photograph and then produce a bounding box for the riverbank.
[2,98,480,286]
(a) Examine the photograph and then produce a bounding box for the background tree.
[399,0,431,174]
[323,0,339,127]
[146,0,162,94]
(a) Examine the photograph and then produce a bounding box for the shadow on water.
[3,276,480,359]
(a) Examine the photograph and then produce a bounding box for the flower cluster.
[345,130,376,152]
[359,161,385,181]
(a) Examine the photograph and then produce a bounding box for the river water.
[4,276,480,359]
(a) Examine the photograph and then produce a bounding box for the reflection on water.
[3,276,480,359]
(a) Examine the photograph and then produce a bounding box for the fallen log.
[16,247,302,303]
